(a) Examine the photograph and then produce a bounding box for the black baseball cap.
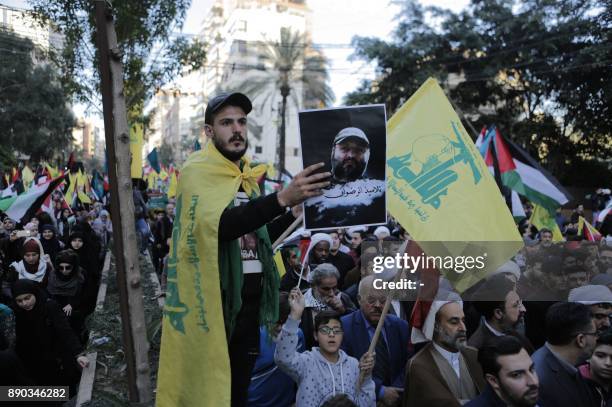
[204,92,252,124]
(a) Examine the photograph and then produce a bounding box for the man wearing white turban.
[404,290,486,407]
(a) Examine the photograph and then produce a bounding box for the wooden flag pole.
[357,240,409,390]
[272,214,303,250]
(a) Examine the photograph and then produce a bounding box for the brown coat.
[403,342,486,407]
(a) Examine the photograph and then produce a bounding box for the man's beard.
[436,328,467,352]
[331,157,366,182]
[499,382,539,407]
[214,133,248,162]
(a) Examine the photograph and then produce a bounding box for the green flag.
[147,148,161,174]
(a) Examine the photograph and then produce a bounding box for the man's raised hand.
[277,163,331,208]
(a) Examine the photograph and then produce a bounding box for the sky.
[181,0,470,104]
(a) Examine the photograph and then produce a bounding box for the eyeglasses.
[318,326,343,335]
[58,265,73,271]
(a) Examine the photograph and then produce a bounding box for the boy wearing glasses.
[275,288,376,407]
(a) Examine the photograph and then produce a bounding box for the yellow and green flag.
[167,171,178,199]
[130,122,144,179]
[22,166,34,190]
[387,78,523,292]
[146,171,158,190]
[45,163,59,179]
[529,204,564,241]
[65,172,77,204]
[274,250,287,278]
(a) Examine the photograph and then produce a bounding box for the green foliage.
[347,0,611,186]
[0,28,74,164]
[28,0,207,123]
[157,141,174,168]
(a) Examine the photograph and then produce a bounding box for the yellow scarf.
[157,142,275,406]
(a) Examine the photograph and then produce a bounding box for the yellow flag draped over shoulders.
[387,78,523,292]
[157,142,269,406]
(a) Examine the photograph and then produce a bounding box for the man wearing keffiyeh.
[157,92,331,407]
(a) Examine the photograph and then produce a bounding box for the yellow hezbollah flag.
[387,78,523,292]
[130,122,144,179]
[274,250,287,278]
[529,204,564,241]
[75,170,92,204]
[167,171,178,199]
[45,163,59,178]
[77,170,90,192]
[157,142,271,406]
[65,172,77,203]
[146,171,157,190]
[22,166,34,190]
[78,190,92,204]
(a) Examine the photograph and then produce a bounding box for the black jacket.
[218,191,295,353]
[14,296,83,386]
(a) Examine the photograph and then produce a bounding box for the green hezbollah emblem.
[163,194,189,333]
[388,121,482,209]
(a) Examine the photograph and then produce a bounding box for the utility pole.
[94,1,152,402]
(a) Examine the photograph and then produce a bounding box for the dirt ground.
[82,252,162,406]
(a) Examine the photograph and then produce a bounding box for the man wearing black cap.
[202,93,330,406]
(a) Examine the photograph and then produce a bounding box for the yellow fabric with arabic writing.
[130,122,144,179]
[530,204,564,241]
[167,171,178,199]
[387,78,523,292]
[156,142,266,407]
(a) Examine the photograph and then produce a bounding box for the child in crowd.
[275,288,375,407]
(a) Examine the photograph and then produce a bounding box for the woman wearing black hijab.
[47,250,86,339]
[68,232,98,316]
[56,208,72,243]
[11,280,88,398]
[40,224,64,265]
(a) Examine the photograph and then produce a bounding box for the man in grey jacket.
[275,287,376,407]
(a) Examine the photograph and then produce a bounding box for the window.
[232,40,247,55]
[255,146,263,154]
[280,26,290,39]
[293,148,299,156]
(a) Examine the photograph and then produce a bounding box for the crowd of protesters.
[223,201,612,407]
[3,163,611,407]
[0,194,110,402]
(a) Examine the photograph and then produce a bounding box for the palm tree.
[232,29,334,174]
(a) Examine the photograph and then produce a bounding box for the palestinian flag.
[598,198,612,224]
[0,184,18,199]
[510,190,526,222]
[0,196,17,212]
[480,126,571,211]
[5,174,67,224]
[578,216,602,241]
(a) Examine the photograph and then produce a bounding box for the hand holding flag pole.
[357,239,409,390]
